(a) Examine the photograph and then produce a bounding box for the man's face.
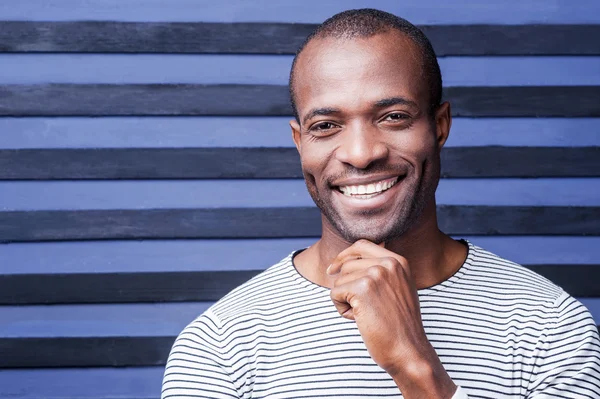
[291,31,450,244]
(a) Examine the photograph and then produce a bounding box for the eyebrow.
[302,107,340,125]
[374,97,418,109]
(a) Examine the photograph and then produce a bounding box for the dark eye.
[384,113,409,121]
[312,122,337,131]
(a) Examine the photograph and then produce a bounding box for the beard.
[304,156,440,244]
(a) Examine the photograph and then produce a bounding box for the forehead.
[293,31,427,115]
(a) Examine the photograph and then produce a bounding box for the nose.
[334,122,389,169]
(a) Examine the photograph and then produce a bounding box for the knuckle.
[358,276,377,292]
[398,256,410,269]
[332,277,345,288]
[367,264,386,279]
[330,286,341,300]
[399,259,412,277]
[392,256,410,273]
[379,257,396,269]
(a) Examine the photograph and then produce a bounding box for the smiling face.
[290,30,451,244]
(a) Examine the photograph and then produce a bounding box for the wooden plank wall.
[1,1,599,398]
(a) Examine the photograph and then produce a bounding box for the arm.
[162,310,239,399]
[526,294,600,398]
[328,240,460,398]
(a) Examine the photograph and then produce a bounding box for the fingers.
[333,264,389,289]
[330,278,370,320]
[328,240,412,321]
[330,265,401,319]
[328,242,408,276]
[339,239,387,260]
[328,257,399,278]
[328,240,405,275]
[330,289,354,320]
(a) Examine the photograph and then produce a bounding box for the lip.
[332,175,404,212]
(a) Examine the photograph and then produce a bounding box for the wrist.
[390,357,456,398]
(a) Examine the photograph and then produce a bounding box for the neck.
[294,199,467,290]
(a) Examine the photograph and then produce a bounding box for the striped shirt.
[162,241,600,398]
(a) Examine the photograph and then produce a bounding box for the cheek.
[395,125,438,164]
[299,142,334,183]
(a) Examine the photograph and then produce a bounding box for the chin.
[332,215,411,244]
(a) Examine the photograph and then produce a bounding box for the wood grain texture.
[0,207,322,242]
[421,24,600,55]
[443,86,600,117]
[0,21,316,54]
[0,336,173,368]
[1,147,598,179]
[1,265,597,305]
[0,206,598,243]
[0,148,302,179]
[0,271,261,304]
[0,84,291,116]
[0,368,164,399]
[525,265,600,298]
[1,21,599,55]
[1,85,599,116]
[436,206,600,236]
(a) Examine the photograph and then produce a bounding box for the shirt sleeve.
[162,309,239,399]
[526,293,600,398]
[451,386,470,398]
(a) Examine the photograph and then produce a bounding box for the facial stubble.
[304,156,440,244]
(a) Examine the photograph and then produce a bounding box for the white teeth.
[339,177,399,198]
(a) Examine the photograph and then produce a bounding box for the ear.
[434,101,452,149]
[290,119,302,153]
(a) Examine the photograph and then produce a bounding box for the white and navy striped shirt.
[162,241,600,398]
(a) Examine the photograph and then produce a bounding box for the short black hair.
[288,8,442,122]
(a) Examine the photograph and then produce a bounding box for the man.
[162,9,600,398]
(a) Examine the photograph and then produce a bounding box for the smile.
[337,177,399,199]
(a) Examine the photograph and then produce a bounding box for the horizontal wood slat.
[1,265,598,305]
[0,271,259,304]
[0,84,599,117]
[1,22,599,55]
[440,147,600,178]
[1,147,598,179]
[0,84,290,116]
[0,336,173,368]
[0,206,598,243]
[525,265,600,298]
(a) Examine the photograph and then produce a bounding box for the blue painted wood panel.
[2,55,599,85]
[0,303,211,338]
[0,367,164,399]
[3,0,600,24]
[1,300,598,340]
[1,179,599,210]
[0,0,598,396]
[2,117,599,148]
[0,237,596,275]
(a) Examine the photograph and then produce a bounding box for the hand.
[327,239,456,398]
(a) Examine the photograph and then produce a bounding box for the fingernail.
[326,264,333,275]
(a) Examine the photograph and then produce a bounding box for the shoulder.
[464,242,565,303]
[184,250,311,333]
